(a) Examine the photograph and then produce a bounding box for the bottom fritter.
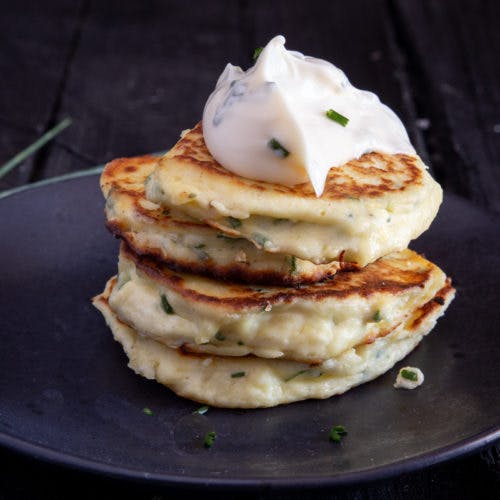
[93,276,454,408]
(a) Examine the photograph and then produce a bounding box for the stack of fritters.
[93,123,455,408]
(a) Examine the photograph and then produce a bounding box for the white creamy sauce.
[394,366,424,389]
[202,35,415,196]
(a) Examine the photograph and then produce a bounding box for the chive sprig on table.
[0,117,72,180]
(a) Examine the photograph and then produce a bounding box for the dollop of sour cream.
[202,35,415,196]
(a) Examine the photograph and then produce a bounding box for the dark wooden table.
[1,1,498,498]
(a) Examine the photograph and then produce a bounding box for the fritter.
[93,275,454,408]
[101,155,350,285]
[146,123,442,266]
[108,242,453,364]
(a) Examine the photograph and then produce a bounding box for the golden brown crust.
[112,226,352,285]
[121,242,438,312]
[101,155,159,196]
[100,155,352,285]
[408,278,455,330]
[98,274,453,365]
[167,122,423,200]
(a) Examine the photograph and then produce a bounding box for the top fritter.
[146,123,442,266]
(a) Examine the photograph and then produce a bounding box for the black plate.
[0,172,499,488]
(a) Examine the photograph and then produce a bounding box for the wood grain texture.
[392,0,500,213]
[37,0,245,179]
[0,0,84,190]
[36,0,429,183]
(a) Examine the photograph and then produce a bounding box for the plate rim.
[1,425,498,488]
[1,171,499,488]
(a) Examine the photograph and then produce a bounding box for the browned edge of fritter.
[101,154,357,286]
[408,278,454,330]
[167,122,424,200]
[120,242,436,311]
[178,281,455,364]
[107,219,357,286]
[94,276,454,367]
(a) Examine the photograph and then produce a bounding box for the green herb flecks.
[143,407,153,416]
[188,192,197,199]
[117,274,131,290]
[227,216,242,228]
[329,425,347,443]
[284,369,309,382]
[105,194,115,211]
[326,109,349,127]
[253,47,264,61]
[214,331,226,341]
[252,232,269,248]
[193,244,209,261]
[0,117,72,180]
[268,138,290,158]
[216,233,238,242]
[193,405,209,415]
[203,431,216,448]
[401,369,418,382]
[161,294,174,315]
[372,310,382,322]
[231,371,246,378]
[237,340,245,346]
[288,255,297,274]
